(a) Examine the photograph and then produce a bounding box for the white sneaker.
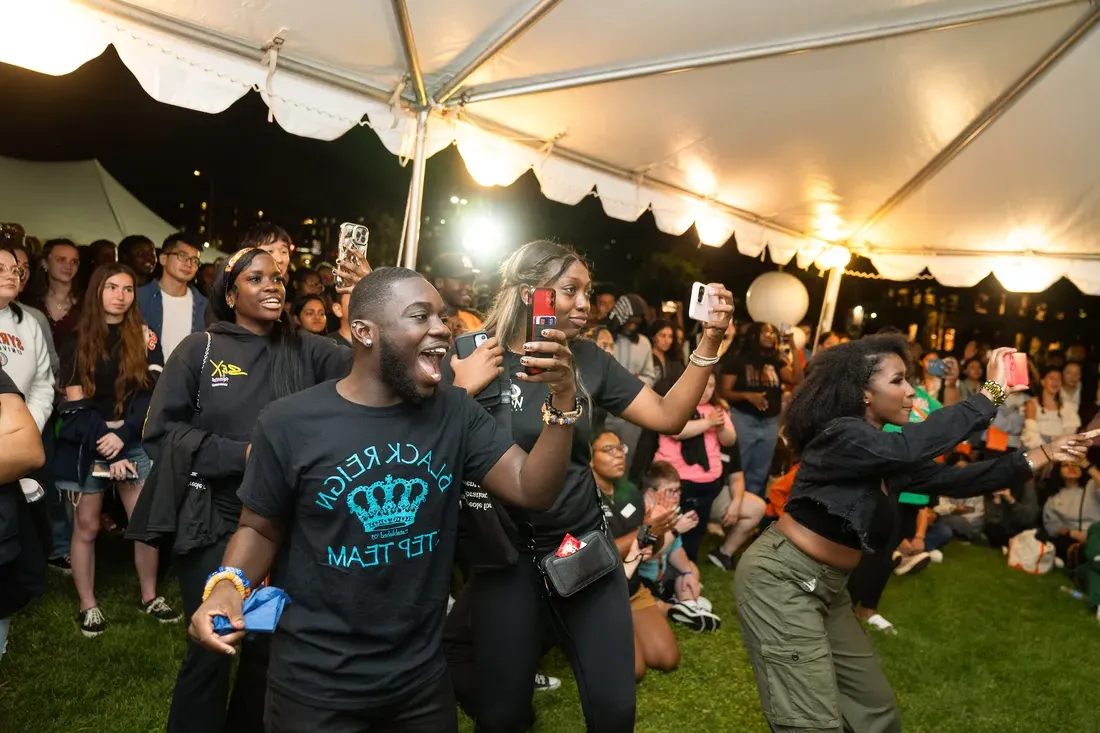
[683,597,714,613]
[533,672,561,692]
[895,552,932,576]
[447,595,455,614]
[865,613,897,634]
[1054,557,1066,569]
[928,550,944,563]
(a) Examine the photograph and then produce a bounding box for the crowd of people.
[0,221,1098,733]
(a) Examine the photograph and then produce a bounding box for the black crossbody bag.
[536,487,621,598]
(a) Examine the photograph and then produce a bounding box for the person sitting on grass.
[636,461,722,630]
[1043,458,1100,570]
[934,452,986,542]
[591,431,688,679]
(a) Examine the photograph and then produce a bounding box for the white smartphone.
[687,282,715,322]
[336,223,369,287]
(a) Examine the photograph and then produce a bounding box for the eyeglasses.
[0,264,26,281]
[169,251,201,267]
[595,444,629,456]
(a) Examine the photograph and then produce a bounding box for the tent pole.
[814,267,845,350]
[850,2,1100,243]
[434,0,563,104]
[448,0,1082,105]
[402,109,430,271]
[390,0,427,106]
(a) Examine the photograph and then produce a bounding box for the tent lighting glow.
[461,215,504,257]
[0,0,107,76]
[816,246,852,270]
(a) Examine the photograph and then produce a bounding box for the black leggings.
[470,555,636,733]
[167,537,269,733]
[679,477,724,561]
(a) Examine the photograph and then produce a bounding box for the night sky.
[1,49,1096,350]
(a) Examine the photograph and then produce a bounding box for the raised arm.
[480,329,576,510]
[618,285,734,435]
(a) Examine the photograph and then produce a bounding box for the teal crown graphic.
[347,474,429,533]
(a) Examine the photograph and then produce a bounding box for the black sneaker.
[78,607,107,638]
[141,596,182,623]
[708,548,737,572]
[668,602,722,632]
[48,555,72,575]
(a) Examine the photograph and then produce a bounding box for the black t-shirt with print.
[237,380,514,709]
[59,323,163,420]
[720,350,784,418]
[443,338,644,553]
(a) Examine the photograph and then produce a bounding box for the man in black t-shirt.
[188,268,579,733]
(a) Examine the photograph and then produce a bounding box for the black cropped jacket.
[787,393,1034,552]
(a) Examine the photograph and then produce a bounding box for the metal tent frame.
[80,0,1100,335]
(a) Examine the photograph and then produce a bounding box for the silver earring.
[365,339,372,346]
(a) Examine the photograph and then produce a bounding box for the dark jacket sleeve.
[904,452,1033,498]
[306,332,354,381]
[810,394,998,481]
[142,333,248,478]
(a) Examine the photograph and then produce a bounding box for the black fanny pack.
[538,528,619,597]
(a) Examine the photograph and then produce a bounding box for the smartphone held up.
[526,287,556,376]
[688,282,718,323]
[336,222,369,288]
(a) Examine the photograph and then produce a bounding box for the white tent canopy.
[0,155,176,245]
[5,0,1100,300]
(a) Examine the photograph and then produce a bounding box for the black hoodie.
[143,322,352,522]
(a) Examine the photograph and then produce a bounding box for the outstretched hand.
[334,249,372,294]
[701,284,735,343]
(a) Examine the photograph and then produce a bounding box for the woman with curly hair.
[734,335,1096,732]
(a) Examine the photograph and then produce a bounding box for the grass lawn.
[1,537,1097,733]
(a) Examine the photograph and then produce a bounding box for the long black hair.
[783,334,910,454]
[208,248,304,400]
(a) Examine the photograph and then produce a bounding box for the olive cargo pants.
[735,527,902,733]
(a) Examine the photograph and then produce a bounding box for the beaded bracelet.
[541,393,584,426]
[202,566,252,602]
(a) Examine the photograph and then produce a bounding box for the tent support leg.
[814,267,845,350]
[402,109,430,271]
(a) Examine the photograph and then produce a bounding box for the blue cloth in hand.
[212,586,290,635]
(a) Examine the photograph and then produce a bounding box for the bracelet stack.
[202,565,252,602]
[981,380,1007,407]
[542,393,584,426]
[689,350,720,368]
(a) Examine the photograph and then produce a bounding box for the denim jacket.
[789,394,1034,552]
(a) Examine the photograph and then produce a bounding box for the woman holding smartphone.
[735,337,1094,731]
[55,263,172,637]
[142,248,354,733]
[442,240,732,733]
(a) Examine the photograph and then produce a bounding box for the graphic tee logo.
[210,360,247,387]
[347,474,429,533]
[510,382,523,411]
[314,442,454,569]
[0,331,26,369]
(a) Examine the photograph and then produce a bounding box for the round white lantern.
[745,271,809,327]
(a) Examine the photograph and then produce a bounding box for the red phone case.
[1005,352,1029,388]
[527,288,556,375]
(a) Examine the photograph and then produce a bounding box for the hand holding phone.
[688,282,717,323]
[452,332,504,398]
[1004,351,1029,389]
[525,288,557,376]
[335,223,369,289]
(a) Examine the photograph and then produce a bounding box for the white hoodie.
[0,304,54,432]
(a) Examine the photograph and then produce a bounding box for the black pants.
[679,477,724,561]
[167,538,269,733]
[469,555,635,733]
[848,513,902,611]
[263,672,457,733]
